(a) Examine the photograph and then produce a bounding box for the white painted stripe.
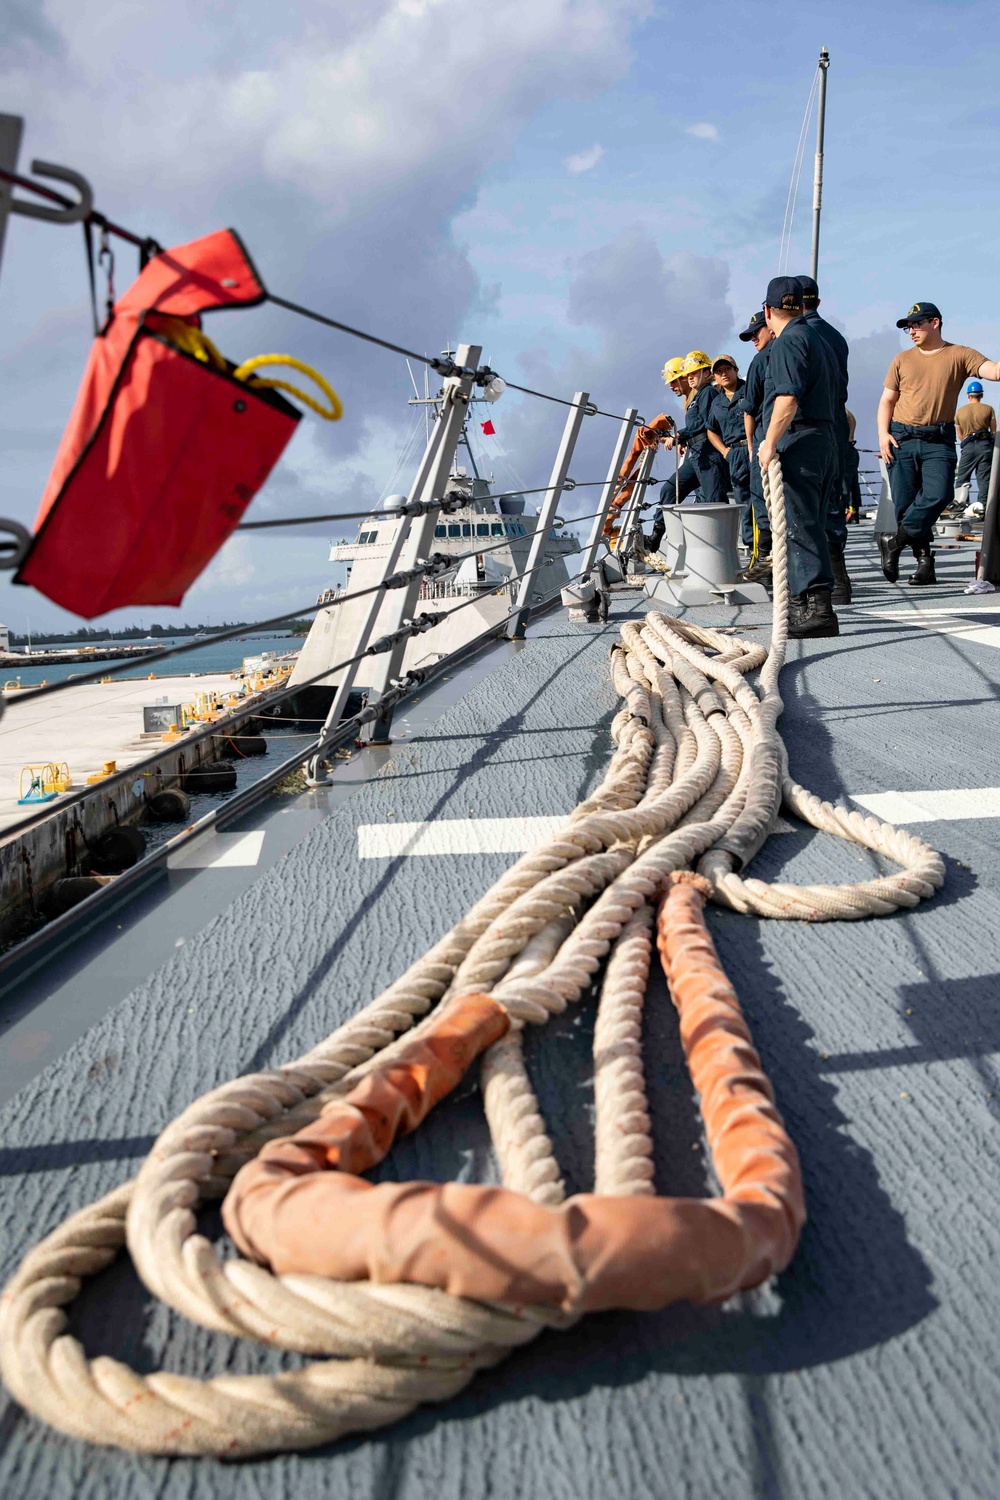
[850,788,1000,824]
[168,831,266,869]
[359,813,802,859]
[358,816,567,858]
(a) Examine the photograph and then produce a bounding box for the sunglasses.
[907,317,932,329]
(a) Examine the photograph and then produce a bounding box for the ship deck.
[2,523,1000,1499]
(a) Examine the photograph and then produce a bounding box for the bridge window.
[434,525,446,538]
[476,523,490,537]
[447,525,461,537]
[491,523,503,535]
[462,523,472,537]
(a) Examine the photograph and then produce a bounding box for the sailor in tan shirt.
[876,301,1000,584]
[954,380,996,507]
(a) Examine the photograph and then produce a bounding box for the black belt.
[890,420,956,442]
[787,420,832,433]
[963,429,993,443]
[727,438,748,447]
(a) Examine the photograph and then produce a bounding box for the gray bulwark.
[3,533,1000,1497]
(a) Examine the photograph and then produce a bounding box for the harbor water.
[1,631,300,689]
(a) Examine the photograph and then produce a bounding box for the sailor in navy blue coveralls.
[706,355,749,517]
[647,354,729,551]
[736,311,773,556]
[758,275,841,637]
[798,275,852,599]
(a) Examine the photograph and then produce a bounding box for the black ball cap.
[896,300,941,328]
[764,275,804,311]
[738,310,767,342]
[796,273,819,300]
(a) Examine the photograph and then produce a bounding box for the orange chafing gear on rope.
[15,229,339,619]
[603,413,672,540]
[222,881,805,1313]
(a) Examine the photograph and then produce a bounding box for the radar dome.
[383,494,408,511]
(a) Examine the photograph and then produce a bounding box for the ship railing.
[418,578,516,602]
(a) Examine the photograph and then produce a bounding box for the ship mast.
[810,47,830,283]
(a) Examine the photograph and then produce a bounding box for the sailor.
[878,302,1000,585]
[706,355,750,519]
[736,310,774,581]
[796,274,852,601]
[647,350,727,549]
[662,356,688,401]
[758,275,841,638]
[953,379,996,508]
[663,350,730,503]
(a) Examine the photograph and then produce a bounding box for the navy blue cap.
[764,276,803,312]
[738,309,767,342]
[896,301,941,328]
[796,274,819,302]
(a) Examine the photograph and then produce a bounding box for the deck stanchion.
[0,114,23,284]
[364,343,482,743]
[507,391,590,641]
[302,389,457,781]
[578,407,640,579]
[616,444,656,575]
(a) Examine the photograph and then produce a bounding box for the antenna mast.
[810,47,830,283]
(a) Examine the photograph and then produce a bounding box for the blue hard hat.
[967,380,984,395]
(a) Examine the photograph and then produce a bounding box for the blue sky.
[2,0,998,632]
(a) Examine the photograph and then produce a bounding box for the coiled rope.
[0,459,944,1456]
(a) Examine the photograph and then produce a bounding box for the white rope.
[0,457,945,1456]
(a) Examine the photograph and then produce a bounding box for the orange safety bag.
[14,229,299,618]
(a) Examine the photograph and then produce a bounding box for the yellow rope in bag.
[232,354,343,422]
[153,318,342,422]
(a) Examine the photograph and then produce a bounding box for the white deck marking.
[358,816,567,858]
[359,814,801,859]
[850,788,1000,824]
[168,831,265,869]
[359,793,995,860]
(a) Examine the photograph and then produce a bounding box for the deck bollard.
[644,504,768,606]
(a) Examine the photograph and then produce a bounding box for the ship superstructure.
[290,454,578,704]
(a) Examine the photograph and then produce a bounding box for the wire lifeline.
[236,482,658,532]
[0,550,588,849]
[0,454,947,1456]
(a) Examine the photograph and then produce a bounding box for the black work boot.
[738,532,773,584]
[877,522,907,582]
[787,589,840,639]
[645,514,665,553]
[909,543,937,586]
[830,546,853,604]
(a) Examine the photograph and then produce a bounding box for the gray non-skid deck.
[3,526,1000,1499]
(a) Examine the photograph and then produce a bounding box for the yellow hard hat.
[662,356,686,386]
[681,349,711,376]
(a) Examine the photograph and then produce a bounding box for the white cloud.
[564,143,604,174]
[686,122,719,142]
[0,0,650,627]
[500,228,732,488]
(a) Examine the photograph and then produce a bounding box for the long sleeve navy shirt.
[707,379,748,448]
[738,345,772,446]
[676,381,717,450]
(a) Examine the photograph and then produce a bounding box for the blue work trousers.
[955,433,994,503]
[887,421,958,544]
[746,441,772,546]
[658,440,728,507]
[774,425,836,596]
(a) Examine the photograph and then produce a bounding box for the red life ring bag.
[14,229,300,619]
